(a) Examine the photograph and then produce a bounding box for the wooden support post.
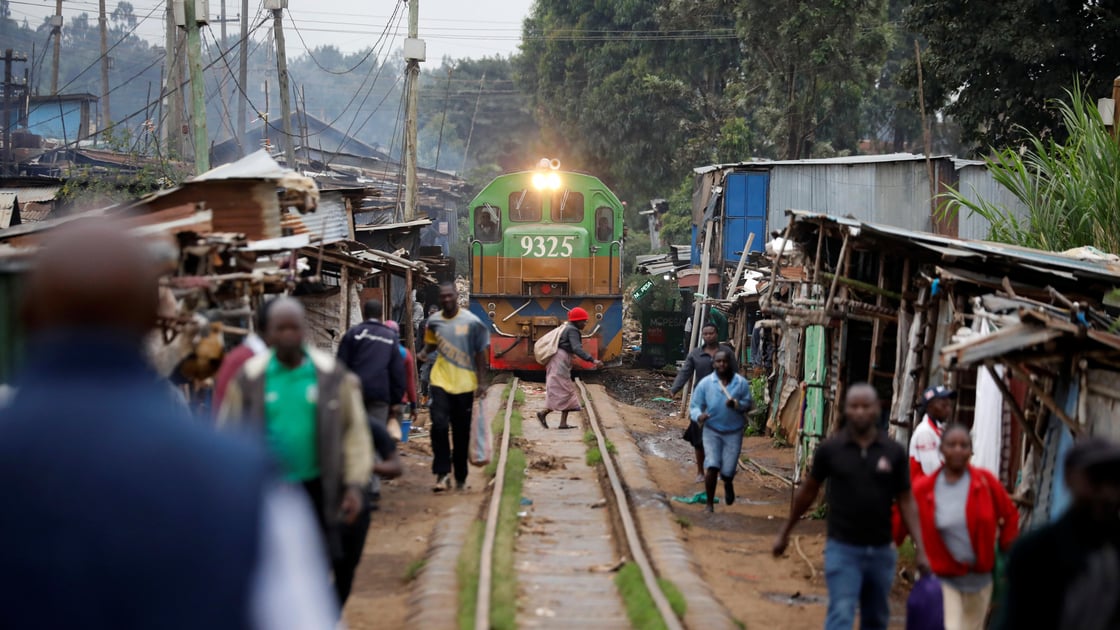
[984,361,1044,451]
[273,7,295,167]
[1004,362,1080,436]
[763,219,795,311]
[824,232,851,311]
[725,232,756,301]
[869,252,887,382]
[1113,75,1120,141]
[184,0,209,173]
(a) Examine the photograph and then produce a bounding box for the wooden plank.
[1005,361,1080,436]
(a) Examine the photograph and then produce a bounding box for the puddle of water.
[761,591,827,606]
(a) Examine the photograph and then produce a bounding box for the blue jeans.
[701,425,744,479]
[823,539,896,630]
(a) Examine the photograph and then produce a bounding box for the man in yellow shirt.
[419,282,490,491]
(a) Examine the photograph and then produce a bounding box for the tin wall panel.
[955,165,1030,241]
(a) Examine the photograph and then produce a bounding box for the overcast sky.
[7,0,535,61]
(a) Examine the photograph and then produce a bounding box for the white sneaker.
[433,474,451,492]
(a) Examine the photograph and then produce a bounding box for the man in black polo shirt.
[773,384,929,630]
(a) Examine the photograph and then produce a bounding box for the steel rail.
[575,378,685,630]
[474,377,519,630]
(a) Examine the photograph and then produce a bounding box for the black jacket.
[995,508,1120,630]
[337,320,405,405]
[670,344,735,395]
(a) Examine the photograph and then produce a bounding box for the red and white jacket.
[909,415,944,483]
[911,465,1019,577]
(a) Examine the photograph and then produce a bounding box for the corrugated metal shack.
[0,152,437,407]
[690,153,1029,273]
[762,211,1120,529]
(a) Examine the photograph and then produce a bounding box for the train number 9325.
[519,235,576,258]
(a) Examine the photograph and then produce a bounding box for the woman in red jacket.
[912,424,1019,630]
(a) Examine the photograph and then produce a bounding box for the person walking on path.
[384,320,418,435]
[689,350,751,513]
[773,383,930,630]
[0,225,336,629]
[219,298,373,605]
[419,281,490,492]
[337,299,405,428]
[537,307,603,430]
[910,385,957,483]
[911,425,1019,630]
[334,421,403,608]
[418,304,440,407]
[994,438,1120,630]
[671,323,735,482]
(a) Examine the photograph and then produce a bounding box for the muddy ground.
[596,370,912,629]
[341,409,485,630]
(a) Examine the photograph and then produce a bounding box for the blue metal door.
[723,172,768,262]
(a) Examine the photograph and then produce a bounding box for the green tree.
[735,0,892,159]
[941,86,1120,254]
[907,0,1120,148]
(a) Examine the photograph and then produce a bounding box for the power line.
[284,8,377,75]
[50,0,166,99]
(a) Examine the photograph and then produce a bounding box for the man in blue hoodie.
[338,299,406,428]
[689,350,752,513]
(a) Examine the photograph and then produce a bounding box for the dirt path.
[602,382,910,629]
[342,414,485,629]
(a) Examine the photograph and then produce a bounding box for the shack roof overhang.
[694,153,957,174]
[785,210,1120,291]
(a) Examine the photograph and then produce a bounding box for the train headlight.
[531,172,546,189]
[546,172,562,190]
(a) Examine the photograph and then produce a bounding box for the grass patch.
[489,447,525,630]
[513,388,526,405]
[614,563,686,629]
[674,515,692,530]
[658,578,687,619]
[809,502,828,520]
[456,520,485,630]
[734,619,747,629]
[403,558,427,583]
[583,430,596,445]
[485,388,522,477]
[586,446,603,466]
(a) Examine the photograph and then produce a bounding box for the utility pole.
[3,49,29,176]
[236,0,248,150]
[266,0,293,164]
[50,0,62,94]
[402,0,423,220]
[1113,75,1120,142]
[98,0,111,127]
[184,0,209,173]
[162,3,182,155]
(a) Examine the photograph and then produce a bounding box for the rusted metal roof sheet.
[787,210,1120,283]
[292,190,352,245]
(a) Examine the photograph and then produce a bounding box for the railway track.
[470,377,685,630]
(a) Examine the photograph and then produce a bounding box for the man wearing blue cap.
[909,384,957,483]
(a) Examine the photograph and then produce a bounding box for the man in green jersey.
[219,298,372,603]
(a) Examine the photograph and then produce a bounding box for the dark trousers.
[430,386,474,483]
[334,508,371,606]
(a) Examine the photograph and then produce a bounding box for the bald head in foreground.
[0,223,336,630]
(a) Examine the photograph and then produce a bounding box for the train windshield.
[509,190,541,222]
[474,204,502,242]
[550,191,585,223]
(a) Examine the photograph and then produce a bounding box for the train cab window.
[474,205,501,242]
[595,207,614,241]
[550,191,584,223]
[509,190,541,222]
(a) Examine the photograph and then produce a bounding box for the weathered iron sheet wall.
[300,191,352,245]
[954,164,1030,241]
[766,160,943,233]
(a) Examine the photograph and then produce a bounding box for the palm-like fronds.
[942,84,1120,254]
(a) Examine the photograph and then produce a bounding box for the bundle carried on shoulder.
[533,323,568,365]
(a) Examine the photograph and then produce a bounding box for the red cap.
[568,307,589,322]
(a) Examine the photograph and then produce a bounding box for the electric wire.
[284,7,378,75]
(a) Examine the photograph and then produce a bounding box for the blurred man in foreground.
[219,297,372,607]
[995,438,1120,630]
[0,224,335,629]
